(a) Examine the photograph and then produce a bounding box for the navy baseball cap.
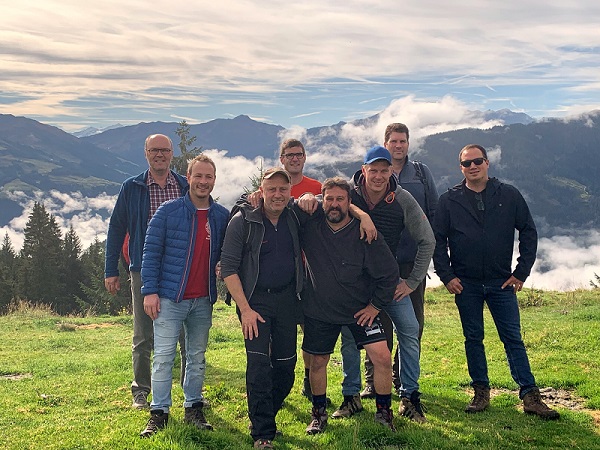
[364,145,392,165]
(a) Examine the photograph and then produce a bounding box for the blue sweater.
[104,170,188,278]
[141,194,229,304]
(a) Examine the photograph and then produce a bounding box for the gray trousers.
[130,271,186,397]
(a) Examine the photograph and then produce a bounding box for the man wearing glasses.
[432,144,559,419]
[105,134,188,409]
[279,138,322,198]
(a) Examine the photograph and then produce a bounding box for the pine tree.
[0,232,18,311]
[61,225,85,312]
[171,120,202,175]
[19,202,65,312]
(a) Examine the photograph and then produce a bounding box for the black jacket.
[432,178,537,285]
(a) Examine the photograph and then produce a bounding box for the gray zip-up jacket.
[220,203,303,301]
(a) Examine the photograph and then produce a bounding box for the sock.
[343,395,354,402]
[312,394,327,410]
[375,393,392,410]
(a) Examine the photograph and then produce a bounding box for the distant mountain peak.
[72,123,124,138]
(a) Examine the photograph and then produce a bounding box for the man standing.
[385,122,438,342]
[105,134,188,409]
[298,177,399,434]
[139,154,229,437]
[337,146,435,423]
[359,123,439,403]
[432,144,559,419]
[221,168,304,450]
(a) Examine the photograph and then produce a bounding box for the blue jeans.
[341,295,420,397]
[150,296,212,412]
[456,280,536,398]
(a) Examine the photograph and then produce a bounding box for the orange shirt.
[291,176,322,198]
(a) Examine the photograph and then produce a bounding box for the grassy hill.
[0,288,599,449]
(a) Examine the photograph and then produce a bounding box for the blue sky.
[1,1,599,132]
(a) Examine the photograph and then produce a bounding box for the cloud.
[1,2,600,129]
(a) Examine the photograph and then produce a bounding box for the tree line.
[0,120,204,316]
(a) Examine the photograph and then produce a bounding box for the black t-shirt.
[255,208,295,290]
[464,186,487,222]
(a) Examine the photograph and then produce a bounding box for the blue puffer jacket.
[140,194,229,304]
[104,169,188,278]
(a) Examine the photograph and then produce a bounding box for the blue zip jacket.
[104,170,188,278]
[433,178,537,285]
[141,194,229,304]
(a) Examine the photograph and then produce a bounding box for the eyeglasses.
[147,147,172,155]
[282,152,304,160]
[460,157,486,168]
[475,193,485,211]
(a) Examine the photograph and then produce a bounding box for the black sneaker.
[140,410,168,438]
[374,406,396,432]
[132,391,149,409]
[399,391,427,423]
[360,384,376,399]
[332,394,363,418]
[306,406,328,434]
[184,401,213,430]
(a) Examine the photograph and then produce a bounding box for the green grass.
[0,288,599,449]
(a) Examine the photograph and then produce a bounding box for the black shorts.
[302,315,387,355]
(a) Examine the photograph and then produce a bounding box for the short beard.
[326,208,346,224]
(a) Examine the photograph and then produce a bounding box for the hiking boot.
[306,406,328,434]
[465,384,490,413]
[249,424,283,438]
[374,406,396,432]
[399,391,427,423]
[184,401,213,430]
[132,391,149,409]
[523,388,560,420]
[140,410,168,438]
[360,384,376,399]
[332,394,363,418]
[253,439,274,449]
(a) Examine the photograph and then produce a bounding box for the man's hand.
[297,193,318,214]
[247,190,263,208]
[394,280,415,300]
[445,277,463,294]
[354,303,380,327]
[502,275,524,293]
[104,276,120,295]
[358,214,377,243]
[240,308,265,340]
[143,294,161,320]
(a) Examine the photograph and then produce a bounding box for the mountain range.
[1,109,598,235]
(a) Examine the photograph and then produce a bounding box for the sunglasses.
[460,157,486,168]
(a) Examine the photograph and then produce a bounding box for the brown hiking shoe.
[332,394,363,418]
[253,439,274,449]
[465,384,490,413]
[523,388,560,420]
[399,391,427,423]
[140,410,169,438]
[184,401,213,430]
[306,406,328,434]
[374,406,396,432]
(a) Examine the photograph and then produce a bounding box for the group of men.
[105,124,559,450]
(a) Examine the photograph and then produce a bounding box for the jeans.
[456,280,537,398]
[243,288,297,441]
[150,296,212,412]
[131,272,187,398]
[341,294,420,397]
[340,326,362,396]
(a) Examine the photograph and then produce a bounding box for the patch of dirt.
[76,323,118,330]
[490,386,589,410]
[1,373,33,381]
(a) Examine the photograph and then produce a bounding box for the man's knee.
[310,354,330,371]
[365,343,391,370]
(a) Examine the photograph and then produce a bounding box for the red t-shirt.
[183,209,210,299]
[291,176,322,198]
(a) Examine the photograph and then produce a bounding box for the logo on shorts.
[364,321,383,336]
